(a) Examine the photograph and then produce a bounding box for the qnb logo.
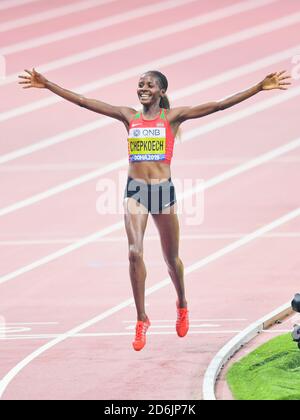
[133,129,141,137]
[0,316,6,339]
[142,129,162,137]
[0,55,6,81]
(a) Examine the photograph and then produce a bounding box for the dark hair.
[145,70,170,109]
[145,71,181,140]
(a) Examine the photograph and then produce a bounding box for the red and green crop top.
[127,108,175,165]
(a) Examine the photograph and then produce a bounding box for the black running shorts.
[124,177,177,214]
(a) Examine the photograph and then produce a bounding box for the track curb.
[202,302,293,400]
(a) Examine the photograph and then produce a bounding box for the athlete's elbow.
[217,101,226,111]
[78,95,87,108]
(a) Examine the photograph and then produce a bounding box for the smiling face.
[137,74,164,106]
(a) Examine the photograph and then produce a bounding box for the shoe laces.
[135,321,148,341]
[177,308,188,322]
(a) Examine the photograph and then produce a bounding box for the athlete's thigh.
[124,198,149,248]
[152,211,180,259]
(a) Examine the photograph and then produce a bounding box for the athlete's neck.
[142,104,161,120]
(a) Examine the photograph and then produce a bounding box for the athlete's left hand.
[261,71,292,91]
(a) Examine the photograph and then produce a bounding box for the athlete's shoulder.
[128,108,143,124]
[165,106,189,123]
[120,107,138,118]
[119,107,138,126]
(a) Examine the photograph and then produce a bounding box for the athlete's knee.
[128,245,144,265]
[165,255,182,271]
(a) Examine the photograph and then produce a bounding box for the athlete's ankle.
[137,313,148,322]
[177,298,188,309]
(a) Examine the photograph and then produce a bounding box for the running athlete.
[18,68,291,351]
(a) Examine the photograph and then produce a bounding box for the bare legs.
[152,210,187,309]
[124,199,149,322]
[124,198,187,322]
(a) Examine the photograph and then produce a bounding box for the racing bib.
[128,127,166,162]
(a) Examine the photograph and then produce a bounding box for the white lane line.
[1,233,300,245]
[1,86,300,218]
[0,0,42,11]
[1,7,297,122]
[0,163,106,171]
[178,138,300,199]
[122,319,248,323]
[5,322,59,326]
[0,221,124,285]
[125,324,221,330]
[2,155,300,171]
[1,0,277,86]
[0,207,299,398]
[183,209,300,276]
[175,156,300,165]
[0,331,244,341]
[0,158,127,216]
[202,302,292,400]
[181,87,300,144]
[1,43,298,165]
[0,0,117,32]
[0,327,31,333]
[0,0,199,54]
[1,134,300,285]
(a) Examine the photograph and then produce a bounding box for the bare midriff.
[128,161,171,184]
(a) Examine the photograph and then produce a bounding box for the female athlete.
[18,68,291,351]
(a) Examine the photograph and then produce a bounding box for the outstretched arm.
[18,68,136,127]
[169,71,291,123]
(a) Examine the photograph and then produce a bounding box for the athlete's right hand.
[18,68,48,89]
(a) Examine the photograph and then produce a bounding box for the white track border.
[202,302,293,400]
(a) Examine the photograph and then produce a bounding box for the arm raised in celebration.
[18,68,136,128]
[168,71,291,124]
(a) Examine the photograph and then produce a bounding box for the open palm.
[262,71,291,91]
[18,68,47,89]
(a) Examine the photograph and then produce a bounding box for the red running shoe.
[176,302,189,337]
[132,317,151,351]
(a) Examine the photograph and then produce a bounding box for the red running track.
[0,0,299,400]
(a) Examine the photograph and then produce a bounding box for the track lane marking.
[2,154,300,171]
[2,6,298,122]
[1,133,300,284]
[0,0,43,11]
[0,0,118,32]
[0,0,199,55]
[1,87,300,218]
[0,0,277,85]
[0,206,299,398]
[1,43,299,164]
[1,233,300,246]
